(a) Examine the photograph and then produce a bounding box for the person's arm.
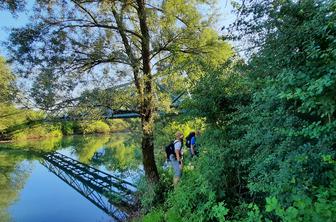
[175,149,181,163]
[190,144,195,156]
[175,142,182,164]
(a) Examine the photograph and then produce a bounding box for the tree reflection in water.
[0,133,142,221]
[70,134,142,173]
[0,151,31,222]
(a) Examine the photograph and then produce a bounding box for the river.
[0,133,142,222]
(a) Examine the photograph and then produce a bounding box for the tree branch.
[146,3,190,28]
[111,5,142,96]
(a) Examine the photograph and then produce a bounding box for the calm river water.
[0,133,142,222]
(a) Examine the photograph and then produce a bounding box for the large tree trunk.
[111,2,159,182]
[141,114,159,182]
[137,0,159,182]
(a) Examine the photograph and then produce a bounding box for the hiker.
[186,130,200,158]
[167,131,183,186]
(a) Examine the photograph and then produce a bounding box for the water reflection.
[41,152,136,221]
[65,134,142,173]
[0,151,32,222]
[0,133,142,222]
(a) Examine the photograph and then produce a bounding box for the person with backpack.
[165,131,184,186]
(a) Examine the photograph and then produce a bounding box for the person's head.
[196,130,201,136]
[175,131,184,140]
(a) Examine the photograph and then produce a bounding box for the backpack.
[165,140,179,160]
[185,132,195,148]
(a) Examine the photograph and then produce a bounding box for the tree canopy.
[7,0,230,111]
[7,0,233,181]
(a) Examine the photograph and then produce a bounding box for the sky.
[0,0,236,57]
[0,0,33,55]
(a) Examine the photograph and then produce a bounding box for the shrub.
[137,169,173,213]
[11,124,63,141]
[139,209,165,222]
[77,120,110,134]
[164,166,230,222]
[61,121,75,135]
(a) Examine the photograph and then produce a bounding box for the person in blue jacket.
[186,130,200,158]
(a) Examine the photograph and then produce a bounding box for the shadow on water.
[0,134,142,222]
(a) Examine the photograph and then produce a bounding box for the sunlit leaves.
[163,1,336,221]
[0,57,15,103]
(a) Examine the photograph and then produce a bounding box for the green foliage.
[7,136,62,152]
[106,119,130,132]
[137,168,173,213]
[3,1,336,221]
[137,1,336,221]
[61,121,74,135]
[0,57,15,103]
[0,150,30,222]
[137,178,161,212]
[0,105,30,134]
[72,136,110,163]
[182,59,249,126]
[0,104,132,141]
[263,182,336,222]
[140,209,165,222]
[66,133,142,171]
[6,0,235,183]
[154,117,205,163]
[229,2,336,215]
[77,120,110,134]
[11,123,62,141]
[6,0,230,115]
[0,104,133,141]
[160,163,230,222]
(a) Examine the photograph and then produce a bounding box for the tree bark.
[141,121,159,182]
[111,2,159,182]
[137,0,159,182]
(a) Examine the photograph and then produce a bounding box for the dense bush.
[136,170,173,214]
[77,120,111,134]
[11,124,62,141]
[61,121,75,135]
[140,1,336,221]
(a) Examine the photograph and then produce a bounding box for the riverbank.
[0,118,139,142]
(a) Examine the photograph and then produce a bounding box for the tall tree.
[7,0,230,182]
